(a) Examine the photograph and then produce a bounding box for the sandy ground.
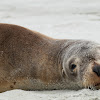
[0,0,100,100]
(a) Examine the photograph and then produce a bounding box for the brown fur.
[0,23,68,92]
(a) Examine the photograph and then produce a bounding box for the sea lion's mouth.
[94,82,100,89]
[95,83,100,87]
[91,83,100,90]
[87,83,100,90]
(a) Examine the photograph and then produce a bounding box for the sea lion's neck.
[32,32,70,82]
[50,39,77,80]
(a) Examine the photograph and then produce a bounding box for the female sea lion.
[0,23,100,92]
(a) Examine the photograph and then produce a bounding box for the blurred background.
[0,0,100,42]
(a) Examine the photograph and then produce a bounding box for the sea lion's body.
[0,24,69,92]
[0,24,100,92]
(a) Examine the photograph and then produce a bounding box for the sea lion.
[0,23,100,92]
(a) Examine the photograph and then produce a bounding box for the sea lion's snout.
[93,64,100,77]
[83,62,100,90]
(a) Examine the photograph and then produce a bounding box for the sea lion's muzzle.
[82,62,100,89]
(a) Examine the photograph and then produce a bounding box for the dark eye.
[70,64,77,70]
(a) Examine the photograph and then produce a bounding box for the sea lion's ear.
[62,69,66,78]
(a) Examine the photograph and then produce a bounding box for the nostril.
[93,65,100,77]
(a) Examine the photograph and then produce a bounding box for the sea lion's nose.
[93,65,100,77]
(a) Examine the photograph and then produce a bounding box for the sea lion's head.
[62,40,100,90]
